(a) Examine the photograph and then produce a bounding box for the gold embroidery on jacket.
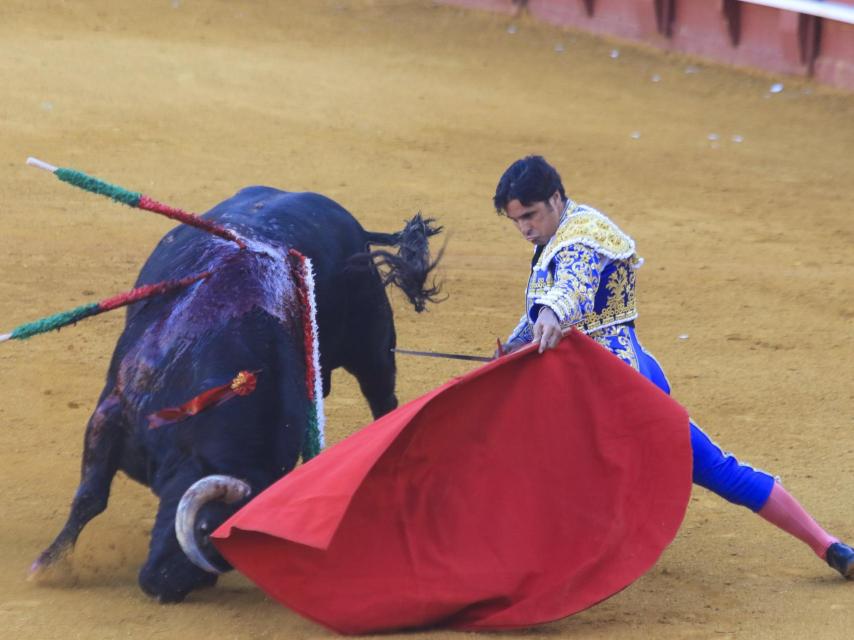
[537,205,637,267]
[526,202,642,335]
[577,260,637,333]
[589,324,639,370]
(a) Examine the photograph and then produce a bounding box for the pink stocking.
[758,482,837,558]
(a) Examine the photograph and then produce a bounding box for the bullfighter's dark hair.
[493,155,566,214]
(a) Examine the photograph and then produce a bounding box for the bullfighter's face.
[504,191,563,246]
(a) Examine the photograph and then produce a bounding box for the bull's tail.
[357,213,444,313]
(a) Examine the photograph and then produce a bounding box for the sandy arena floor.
[0,1,852,638]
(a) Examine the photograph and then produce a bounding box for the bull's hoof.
[27,549,77,586]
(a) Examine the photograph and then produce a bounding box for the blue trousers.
[595,325,775,512]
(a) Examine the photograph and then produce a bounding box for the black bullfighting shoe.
[825,542,854,579]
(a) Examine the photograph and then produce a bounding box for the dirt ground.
[0,1,852,638]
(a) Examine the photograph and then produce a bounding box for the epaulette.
[538,203,638,269]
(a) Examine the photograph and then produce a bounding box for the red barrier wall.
[439,0,854,91]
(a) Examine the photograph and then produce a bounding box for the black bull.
[29,187,442,602]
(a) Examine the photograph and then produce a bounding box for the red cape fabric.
[212,331,692,634]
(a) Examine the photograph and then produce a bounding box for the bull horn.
[175,475,252,574]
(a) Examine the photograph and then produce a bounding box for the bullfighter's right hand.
[532,306,562,354]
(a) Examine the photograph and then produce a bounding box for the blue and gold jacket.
[507,200,642,347]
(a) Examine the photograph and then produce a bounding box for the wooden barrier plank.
[435,0,854,89]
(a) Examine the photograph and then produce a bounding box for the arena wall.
[438,0,854,90]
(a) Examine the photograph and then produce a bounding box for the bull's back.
[137,188,367,286]
[210,187,367,262]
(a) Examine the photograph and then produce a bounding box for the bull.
[28,186,442,602]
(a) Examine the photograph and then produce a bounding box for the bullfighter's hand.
[532,306,562,354]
